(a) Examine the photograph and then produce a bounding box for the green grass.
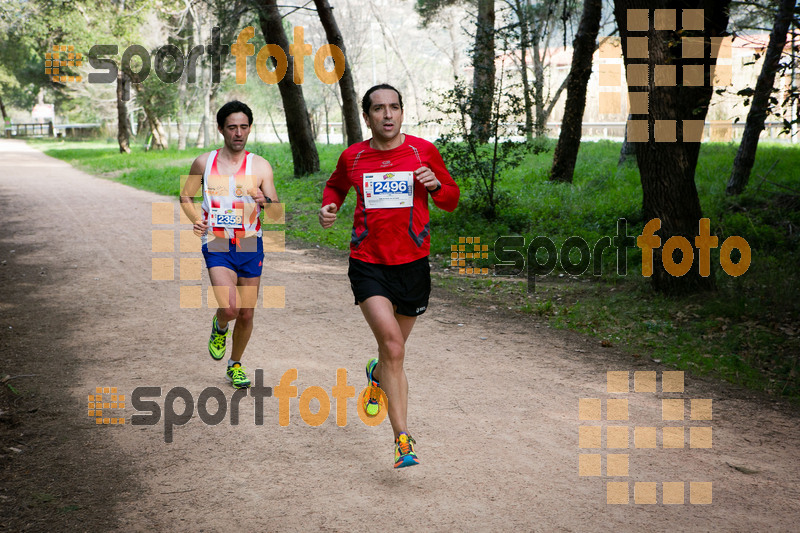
[30,137,800,399]
[28,138,352,247]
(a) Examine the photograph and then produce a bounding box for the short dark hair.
[361,84,403,115]
[216,100,253,129]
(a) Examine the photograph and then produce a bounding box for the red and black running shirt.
[322,135,459,265]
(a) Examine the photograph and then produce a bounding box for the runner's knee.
[219,306,239,322]
[237,307,254,322]
[379,337,405,366]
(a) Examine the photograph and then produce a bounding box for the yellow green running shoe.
[226,362,251,389]
[208,315,229,360]
[394,433,419,468]
[364,357,382,417]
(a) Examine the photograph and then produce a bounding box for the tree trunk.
[0,92,8,139]
[532,38,547,138]
[309,110,318,141]
[188,5,212,149]
[256,0,320,175]
[266,106,283,143]
[544,74,570,123]
[145,108,168,150]
[196,115,206,148]
[192,28,211,149]
[116,70,131,154]
[549,0,602,182]
[0,92,8,123]
[170,7,193,151]
[514,0,534,141]
[177,72,187,151]
[614,0,731,294]
[199,75,211,149]
[324,96,330,144]
[727,0,796,195]
[135,111,146,138]
[471,0,495,142]
[313,0,362,145]
[447,16,461,83]
[618,113,636,165]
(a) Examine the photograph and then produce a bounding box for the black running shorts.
[348,256,431,317]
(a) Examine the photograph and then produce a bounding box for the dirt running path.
[1,139,798,532]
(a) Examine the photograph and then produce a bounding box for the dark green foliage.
[428,77,548,221]
[414,0,461,26]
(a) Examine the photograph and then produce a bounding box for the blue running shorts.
[202,236,264,278]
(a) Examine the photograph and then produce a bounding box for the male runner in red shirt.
[319,84,459,468]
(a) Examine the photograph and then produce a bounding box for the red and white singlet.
[200,150,262,244]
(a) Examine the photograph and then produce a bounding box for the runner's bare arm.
[180,154,209,236]
[251,156,281,221]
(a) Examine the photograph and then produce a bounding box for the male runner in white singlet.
[180,101,278,388]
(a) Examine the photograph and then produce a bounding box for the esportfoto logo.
[453,218,751,292]
[46,45,82,84]
[52,26,345,100]
[90,368,388,443]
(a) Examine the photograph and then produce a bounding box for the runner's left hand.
[250,188,271,206]
[414,166,440,191]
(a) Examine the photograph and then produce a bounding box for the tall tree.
[1,0,111,121]
[368,0,424,120]
[472,0,496,142]
[116,70,132,153]
[188,3,216,149]
[313,0,362,146]
[419,1,579,141]
[618,113,636,165]
[614,0,731,294]
[133,61,177,150]
[0,93,8,125]
[108,0,140,154]
[504,0,581,139]
[416,0,496,142]
[97,0,149,153]
[255,0,320,175]
[727,0,796,195]
[0,2,40,121]
[507,0,535,140]
[192,0,248,149]
[549,0,603,182]
[166,3,196,151]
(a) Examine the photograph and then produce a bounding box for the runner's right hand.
[319,203,338,229]
[193,219,208,237]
